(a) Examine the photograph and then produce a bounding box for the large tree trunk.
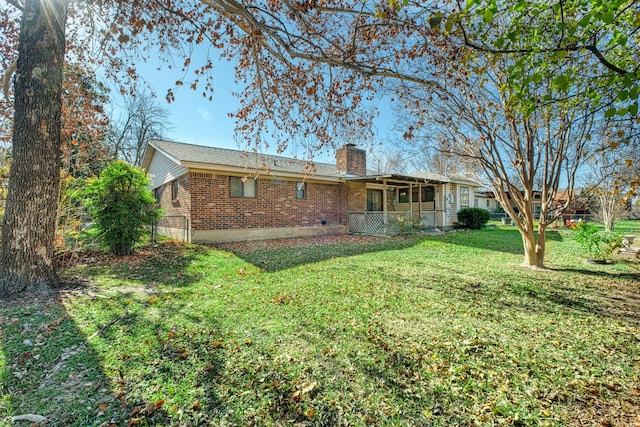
[535,225,547,266]
[0,0,68,297]
[521,229,545,268]
[518,208,547,269]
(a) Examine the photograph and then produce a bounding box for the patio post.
[383,179,388,235]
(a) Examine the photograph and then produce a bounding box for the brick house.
[140,139,480,243]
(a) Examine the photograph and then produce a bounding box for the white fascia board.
[185,163,343,183]
[147,140,183,167]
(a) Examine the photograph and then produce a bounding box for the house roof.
[140,139,482,187]
[141,139,341,179]
[555,188,586,200]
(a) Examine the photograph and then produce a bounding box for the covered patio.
[345,173,479,236]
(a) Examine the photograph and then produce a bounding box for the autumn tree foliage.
[1,5,110,172]
[60,63,112,178]
[0,4,19,146]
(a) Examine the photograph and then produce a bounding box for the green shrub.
[457,207,491,230]
[387,214,421,235]
[574,222,601,258]
[574,221,622,260]
[79,161,162,256]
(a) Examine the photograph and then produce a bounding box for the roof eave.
[346,174,453,184]
[182,161,343,182]
[143,139,184,169]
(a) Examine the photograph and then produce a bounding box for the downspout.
[418,183,422,219]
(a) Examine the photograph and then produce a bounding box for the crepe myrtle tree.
[395,53,596,268]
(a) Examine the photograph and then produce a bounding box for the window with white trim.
[296,182,306,199]
[230,176,256,198]
[460,186,470,208]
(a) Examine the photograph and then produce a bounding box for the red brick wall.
[189,172,347,230]
[336,144,367,176]
[346,182,367,212]
[155,174,191,225]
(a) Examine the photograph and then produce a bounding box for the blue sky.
[136,57,243,149]
[133,54,398,165]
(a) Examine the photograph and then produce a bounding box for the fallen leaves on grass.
[212,234,391,255]
[56,241,188,270]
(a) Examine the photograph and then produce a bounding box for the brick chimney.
[336,143,367,176]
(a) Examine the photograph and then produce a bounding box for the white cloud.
[197,107,213,122]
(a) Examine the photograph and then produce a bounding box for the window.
[398,188,409,203]
[154,188,160,203]
[230,176,256,198]
[296,182,306,199]
[399,186,435,203]
[534,204,542,219]
[460,186,470,208]
[172,180,179,200]
[367,189,383,211]
[421,186,435,202]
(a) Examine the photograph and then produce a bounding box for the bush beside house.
[457,207,491,230]
[79,161,162,256]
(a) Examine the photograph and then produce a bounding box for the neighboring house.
[555,188,589,217]
[475,188,544,218]
[140,140,481,243]
[474,188,501,212]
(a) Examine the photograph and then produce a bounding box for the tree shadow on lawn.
[435,226,565,255]
[0,282,226,426]
[505,278,639,326]
[210,235,427,273]
[97,229,562,278]
[543,268,640,324]
[389,260,640,326]
[62,242,211,289]
[215,230,530,274]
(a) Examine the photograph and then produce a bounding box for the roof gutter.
[183,161,343,182]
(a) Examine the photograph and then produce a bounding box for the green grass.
[1,224,640,426]
[604,219,640,234]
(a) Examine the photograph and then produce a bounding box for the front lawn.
[1,225,639,426]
